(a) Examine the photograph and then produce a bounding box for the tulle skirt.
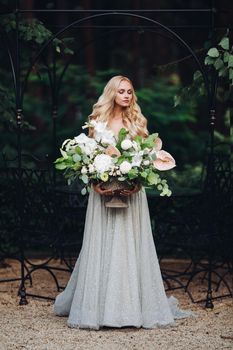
[53,187,195,330]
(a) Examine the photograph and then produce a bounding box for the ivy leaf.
[214,58,224,70]
[207,48,219,58]
[218,67,228,77]
[219,37,229,50]
[228,54,233,68]
[193,70,202,81]
[204,56,215,65]
[224,51,229,63]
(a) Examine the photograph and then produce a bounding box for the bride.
[53,75,195,330]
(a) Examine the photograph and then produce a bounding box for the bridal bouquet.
[54,120,176,196]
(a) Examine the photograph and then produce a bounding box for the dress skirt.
[53,187,195,330]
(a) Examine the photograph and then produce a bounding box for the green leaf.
[228,54,233,68]
[75,146,82,154]
[81,187,87,195]
[229,68,233,79]
[54,157,65,164]
[128,168,138,179]
[214,58,224,70]
[193,70,202,81]
[141,171,148,179]
[207,48,219,58]
[72,154,81,162]
[116,128,128,149]
[55,163,67,170]
[219,37,229,50]
[118,176,126,181]
[218,67,228,77]
[174,94,181,107]
[81,174,88,184]
[224,51,230,63]
[204,56,215,65]
[56,45,61,53]
[147,171,157,185]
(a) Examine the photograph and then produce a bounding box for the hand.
[119,183,141,197]
[93,183,114,196]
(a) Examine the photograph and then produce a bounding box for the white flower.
[116,170,121,175]
[83,138,97,155]
[93,154,113,174]
[143,160,150,166]
[132,140,140,151]
[120,161,132,174]
[121,139,133,150]
[88,164,95,173]
[81,166,87,174]
[101,131,116,146]
[94,121,107,133]
[131,154,142,167]
[74,133,90,144]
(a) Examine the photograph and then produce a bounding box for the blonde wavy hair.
[88,75,149,138]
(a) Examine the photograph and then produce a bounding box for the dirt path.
[0,259,232,350]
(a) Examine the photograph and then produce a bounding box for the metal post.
[15,1,28,306]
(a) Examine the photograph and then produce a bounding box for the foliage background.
[0,0,232,194]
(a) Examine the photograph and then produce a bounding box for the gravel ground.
[0,259,232,350]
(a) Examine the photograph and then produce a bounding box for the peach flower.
[153,150,176,171]
[105,145,121,157]
[154,137,162,151]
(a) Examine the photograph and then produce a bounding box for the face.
[114,80,133,108]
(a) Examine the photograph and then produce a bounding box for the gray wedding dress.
[53,186,195,330]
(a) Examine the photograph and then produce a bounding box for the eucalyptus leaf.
[72,154,81,162]
[81,174,88,184]
[81,187,87,195]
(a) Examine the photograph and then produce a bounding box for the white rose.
[120,161,132,174]
[81,166,87,174]
[143,160,150,166]
[74,133,90,144]
[121,139,133,150]
[93,154,113,174]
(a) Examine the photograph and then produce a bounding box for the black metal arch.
[1,6,230,311]
[21,11,212,108]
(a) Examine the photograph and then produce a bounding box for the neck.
[112,104,124,119]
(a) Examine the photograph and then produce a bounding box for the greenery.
[0,5,230,196]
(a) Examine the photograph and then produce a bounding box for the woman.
[53,76,195,330]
